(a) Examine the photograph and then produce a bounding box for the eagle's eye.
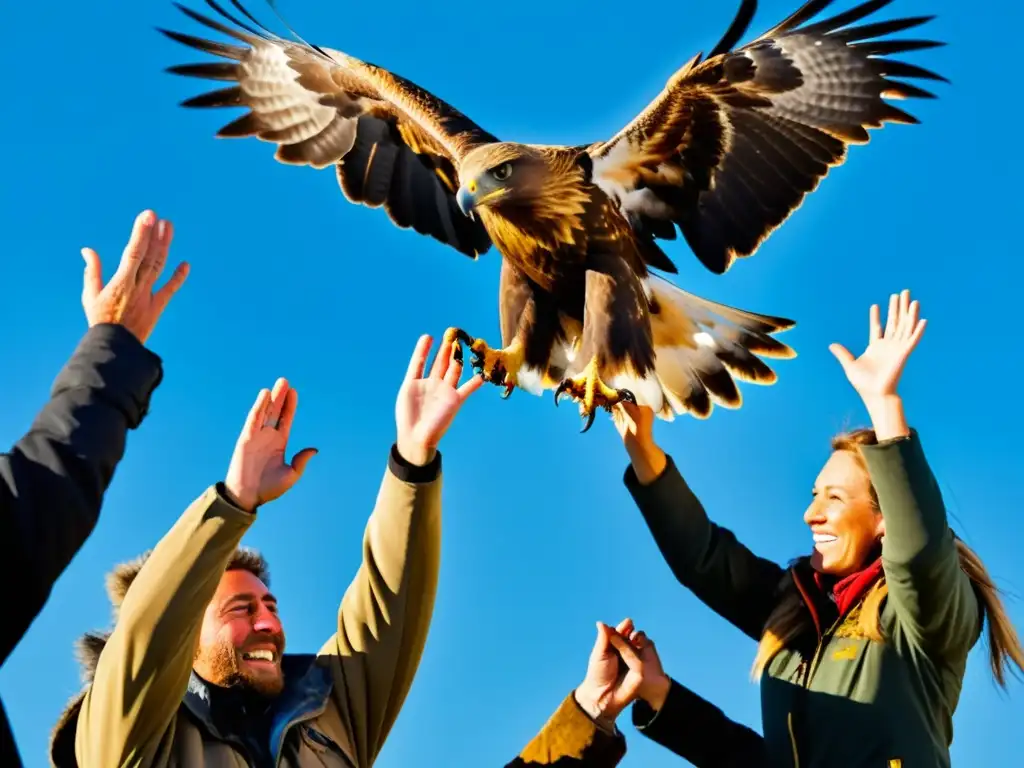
[490,162,513,182]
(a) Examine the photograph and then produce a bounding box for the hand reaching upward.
[395,332,484,467]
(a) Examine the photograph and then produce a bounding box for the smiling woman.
[611,289,1024,768]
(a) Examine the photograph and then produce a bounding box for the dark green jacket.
[626,431,981,767]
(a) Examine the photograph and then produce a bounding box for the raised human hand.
[224,379,317,512]
[830,289,926,402]
[614,618,672,712]
[574,618,651,724]
[395,332,484,466]
[612,402,666,485]
[81,209,189,343]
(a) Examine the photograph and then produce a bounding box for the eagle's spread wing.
[588,0,946,274]
[162,0,494,258]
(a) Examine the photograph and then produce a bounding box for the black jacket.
[0,323,162,765]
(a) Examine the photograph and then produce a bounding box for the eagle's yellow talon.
[447,329,524,392]
[553,358,636,433]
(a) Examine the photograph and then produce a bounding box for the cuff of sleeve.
[860,427,919,456]
[632,678,687,733]
[520,693,626,765]
[388,443,441,484]
[213,482,258,516]
[193,484,262,532]
[55,323,164,428]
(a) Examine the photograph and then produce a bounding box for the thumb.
[290,448,318,476]
[82,248,103,303]
[591,621,612,658]
[828,343,855,369]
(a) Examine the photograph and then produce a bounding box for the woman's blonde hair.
[751,428,1024,687]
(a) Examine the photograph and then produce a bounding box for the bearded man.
[49,334,634,767]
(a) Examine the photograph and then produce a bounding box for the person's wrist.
[626,439,666,484]
[574,683,620,724]
[222,481,257,513]
[860,391,901,411]
[395,436,435,467]
[860,393,909,441]
[641,673,671,712]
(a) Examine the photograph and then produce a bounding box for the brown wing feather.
[588,0,946,274]
[162,0,494,258]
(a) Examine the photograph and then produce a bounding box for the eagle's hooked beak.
[456,182,477,218]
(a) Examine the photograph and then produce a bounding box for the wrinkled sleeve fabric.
[0,323,162,665]
[632,679,766,767]
[505,693,627,767]
[318,445,444,768]
[625,456,785,640]
[861,431,980,660]
[75,485,255,767]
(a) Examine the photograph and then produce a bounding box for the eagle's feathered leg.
[554,254,659,433]
[446,259,565,399]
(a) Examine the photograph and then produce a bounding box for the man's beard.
[194,637,285,698]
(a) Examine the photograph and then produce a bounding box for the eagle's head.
[456,143,550,217]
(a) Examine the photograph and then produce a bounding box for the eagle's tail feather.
[643,276,795,421]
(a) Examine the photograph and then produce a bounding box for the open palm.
[395,332,483,466]
[225,378,317,512]
[830,289,927,401]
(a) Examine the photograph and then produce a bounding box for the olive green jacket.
[50,447,626,768]
[626,431,981,767]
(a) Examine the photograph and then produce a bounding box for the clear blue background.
[2,0,1021,764]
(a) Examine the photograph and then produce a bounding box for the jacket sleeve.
[625,456,785,641]
[504,693,627,768]
[860,431,980,660]
[0,323,162,665]
[317,444,444,768]
[75,485,255,767]
[631,679,766,767]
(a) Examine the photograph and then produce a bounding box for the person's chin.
[809,550,825,572]
[240,661,284,693]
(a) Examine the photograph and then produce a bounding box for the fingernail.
[156,220,168,239]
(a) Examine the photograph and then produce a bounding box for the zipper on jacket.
[790,612,844,767]
[787,712,800,768]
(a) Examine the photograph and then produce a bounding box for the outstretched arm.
[616,406,785,641]
[597,619,766,767]
[503,618,660,768]
[503,693,626,768]
[1,324,161,666]
[320,333,482,767]
[831,291,979,658]
[632,679,766,767]
[75,485,253,766]
[1,210,185,667]
[76,378,314,766]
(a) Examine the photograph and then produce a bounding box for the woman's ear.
[874,515,887,540]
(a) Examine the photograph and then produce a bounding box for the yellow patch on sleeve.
[832,645,858,661]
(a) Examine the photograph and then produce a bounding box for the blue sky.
[2,0,1022,764]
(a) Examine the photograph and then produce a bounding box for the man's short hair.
[106,546,270,615]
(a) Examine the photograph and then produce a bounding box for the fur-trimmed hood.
[48,550,154,767]
[48,545,271,766]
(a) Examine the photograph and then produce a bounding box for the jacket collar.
[182,653,334,766]
[790,550,884,637]
[50,652,333,768]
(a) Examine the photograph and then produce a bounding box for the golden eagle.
[162,0,944,430]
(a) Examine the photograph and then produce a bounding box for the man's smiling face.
[193,567,286,697]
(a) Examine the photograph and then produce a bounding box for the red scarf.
[813,557,884,617]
